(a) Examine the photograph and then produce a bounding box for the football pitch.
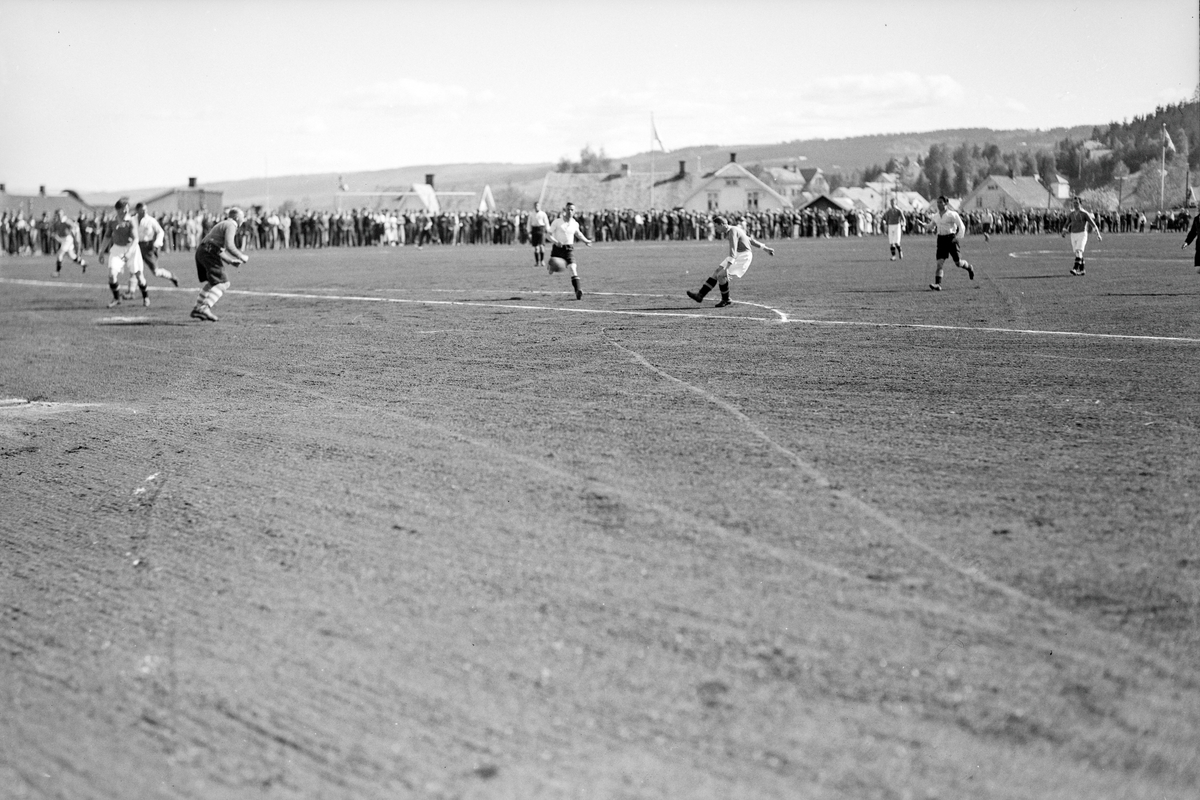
[2,233,1199,799]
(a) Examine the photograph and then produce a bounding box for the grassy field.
[2,232,1199,799]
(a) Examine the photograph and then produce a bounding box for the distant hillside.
[619,126,1098,177]
[85,125,1102,211]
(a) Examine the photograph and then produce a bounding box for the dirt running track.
[2,233,1199,799]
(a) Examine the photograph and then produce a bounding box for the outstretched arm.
[748,235,775,256]
[223,223,249,263]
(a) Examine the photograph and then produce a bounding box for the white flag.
[651,115,666,152]
[1164,125,1177,154]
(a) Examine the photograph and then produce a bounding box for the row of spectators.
[1,204,1192,256]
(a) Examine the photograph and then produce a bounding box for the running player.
[528,201,550,268]
[1061,196,1102,276]
[545,202,592,300]
[929,196,973,291]
[686,215,774,307]
[1182,211,1200,272]
[50,209,87,275]
[135,202,179,289]
[191,207,249,321]
[97,198,148,307]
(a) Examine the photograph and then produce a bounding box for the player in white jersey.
[1061,196,1102,276]
[545,202,592,299]
[928,195,973,291]
[97,198,148,307]
[527,201,550,268]
[50,209,87,275]
[134,202,179,291]
[686,215,774,307]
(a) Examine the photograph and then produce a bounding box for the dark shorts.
[936,234,960,263]
[550,243,575,264]
[195,243,228,284]
[139,241,159,271]
[529,227,545,247]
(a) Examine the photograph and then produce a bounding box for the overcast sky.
[1,0,1196,193]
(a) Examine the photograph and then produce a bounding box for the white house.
[680,154,791,213]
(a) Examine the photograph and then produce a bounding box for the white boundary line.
[4,276,1199,343]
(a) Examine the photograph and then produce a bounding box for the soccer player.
[50,209,87,275]
[97,198,148,307]
[1061,196,1102,276]
[1182,211,1200,272]
[191,207,249,322]
[134,202,179,290]
[929,195,973,291]
[545,201,592,300]
[686,215,774,308]
[882,198,904,261]
[528,201,550,267]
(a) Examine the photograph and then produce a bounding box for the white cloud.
[347,78,472,110]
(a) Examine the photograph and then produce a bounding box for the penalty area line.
[229,288,776,323]
[781,316,1200,343]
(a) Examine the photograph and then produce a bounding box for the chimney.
[620,164,630,177]
[39,185,46,196]
[678,160,686,177]
[729,152,737,163]
[0,183,5,193]
[188,177,197,188]
[425,174,435,188]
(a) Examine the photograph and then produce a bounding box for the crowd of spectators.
[1,203,1192,257]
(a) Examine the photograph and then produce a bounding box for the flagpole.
[1160,125,1167,213]
[650,113,655,209]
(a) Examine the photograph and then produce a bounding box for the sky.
[0,0,1196,193]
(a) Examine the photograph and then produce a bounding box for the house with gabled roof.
[0,184,94,216]
[679,155,792,213]
[539,160,700,211]
[960,175,1064,212]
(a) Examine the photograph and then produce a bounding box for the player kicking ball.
[687,215,774,307]
[545,202,592,300]
[191,207,249,321]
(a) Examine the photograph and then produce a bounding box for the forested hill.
[618,126,1098,175]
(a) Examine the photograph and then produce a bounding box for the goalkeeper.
[191,207,249,322]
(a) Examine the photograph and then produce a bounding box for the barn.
[539,161,699,211]
[138,178,224,215]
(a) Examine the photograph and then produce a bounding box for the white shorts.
[887,224,902,246]
[1069,231,1088,255]
[721,250,753,279]
[55,236,78,260]
[106,241,144,281]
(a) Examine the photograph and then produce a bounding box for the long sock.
[934,269,944,285]
[695,277,717,299]
[55,260,62,273]
[719,282,730,303]
[570,276,581,298]
[109,281,121,299]
[139,280,148,299]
